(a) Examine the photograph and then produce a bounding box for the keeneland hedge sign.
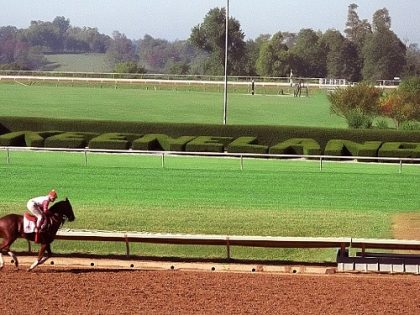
[0,130,419,159]
[1,116,419,159]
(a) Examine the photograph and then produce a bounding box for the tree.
[137,35,201,73]
[344,3,372,50]
[379,78,420,128]
[113,61,146,74]
[105,31,138,67]
[380,90,418,129]
[256,32,290,77]
[340,40,362,82]
[403,43,420,77]
[25,20,61,52]
[189,7,246,75]
[328,84,382,128]
[320,29,362,82]
[372,8,391,32]
[289,29,326,77]
[242,34,270,76]
[0,26,46,69]
[362,9,406,81]
[321,30,346,78]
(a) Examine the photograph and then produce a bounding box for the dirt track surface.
[0,266,419,315]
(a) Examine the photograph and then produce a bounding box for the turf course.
[0,83,347,127]
[1,150,419,262]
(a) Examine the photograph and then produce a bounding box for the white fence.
[1,146,420,173]
[54,229,352,259]
[22,229,420,274]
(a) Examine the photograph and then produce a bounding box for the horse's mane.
[48,198,74,226]
[49,199,68,213]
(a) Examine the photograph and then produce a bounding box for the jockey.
[26,190,57,237]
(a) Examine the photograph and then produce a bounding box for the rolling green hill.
[44,53,112,72]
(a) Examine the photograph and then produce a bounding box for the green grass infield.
[1,150,419,263]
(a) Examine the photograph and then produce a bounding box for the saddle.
[23,211,49,234]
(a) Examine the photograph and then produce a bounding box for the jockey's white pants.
[27,201,44,229]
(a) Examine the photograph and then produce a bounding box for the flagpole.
[223,0,229,125]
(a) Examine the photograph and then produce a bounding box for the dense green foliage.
[1,5,419,79]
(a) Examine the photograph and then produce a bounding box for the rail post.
[319,157,323,172]
[6,147,10,164]
[399,160,402,174]
[84,148,88,166]
[226,237,231,260]
[240,155,244,171]
[125,235,130,258]
[161,153,165,168]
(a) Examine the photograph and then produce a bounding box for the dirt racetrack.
[0,265,419,315]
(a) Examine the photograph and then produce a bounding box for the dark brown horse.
[0,198,75,271]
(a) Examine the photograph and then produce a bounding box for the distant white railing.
[0,71,361,89]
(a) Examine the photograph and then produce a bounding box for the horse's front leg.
[38,243,52,266]
[28,243,48,271]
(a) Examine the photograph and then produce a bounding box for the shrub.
[328,84,381,128]
[400,121,420,131]
[324,140,382,159]
[0,131,26,146]
[132,134,195,151]
[185,136,233,153]
[375,119,390,129]
[378,142,420,158]
[226,137,268,154]
[89,133,132,150]
[45,132,98,148]
[269,138,321,155]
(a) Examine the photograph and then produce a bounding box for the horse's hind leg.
[1,239,19,269]
[7,251,18,268]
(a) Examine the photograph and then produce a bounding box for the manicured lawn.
[0,83,347,127]
[1,150,418,262]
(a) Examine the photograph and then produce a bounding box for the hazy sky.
[1,0,419,44]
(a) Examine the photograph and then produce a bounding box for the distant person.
[251,79,255,95]
[289,69,294,87]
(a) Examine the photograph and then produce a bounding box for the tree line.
[0,4,419,81]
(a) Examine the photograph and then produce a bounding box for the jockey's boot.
[34,228,40,243]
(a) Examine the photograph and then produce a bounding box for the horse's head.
[49,198,75,223]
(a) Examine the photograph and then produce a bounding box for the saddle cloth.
[23,212,36,234]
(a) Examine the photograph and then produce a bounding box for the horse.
[0,198,75,271]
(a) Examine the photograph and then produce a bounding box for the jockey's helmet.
[48,189,57,201]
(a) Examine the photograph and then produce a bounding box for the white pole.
[223,0,229,125]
